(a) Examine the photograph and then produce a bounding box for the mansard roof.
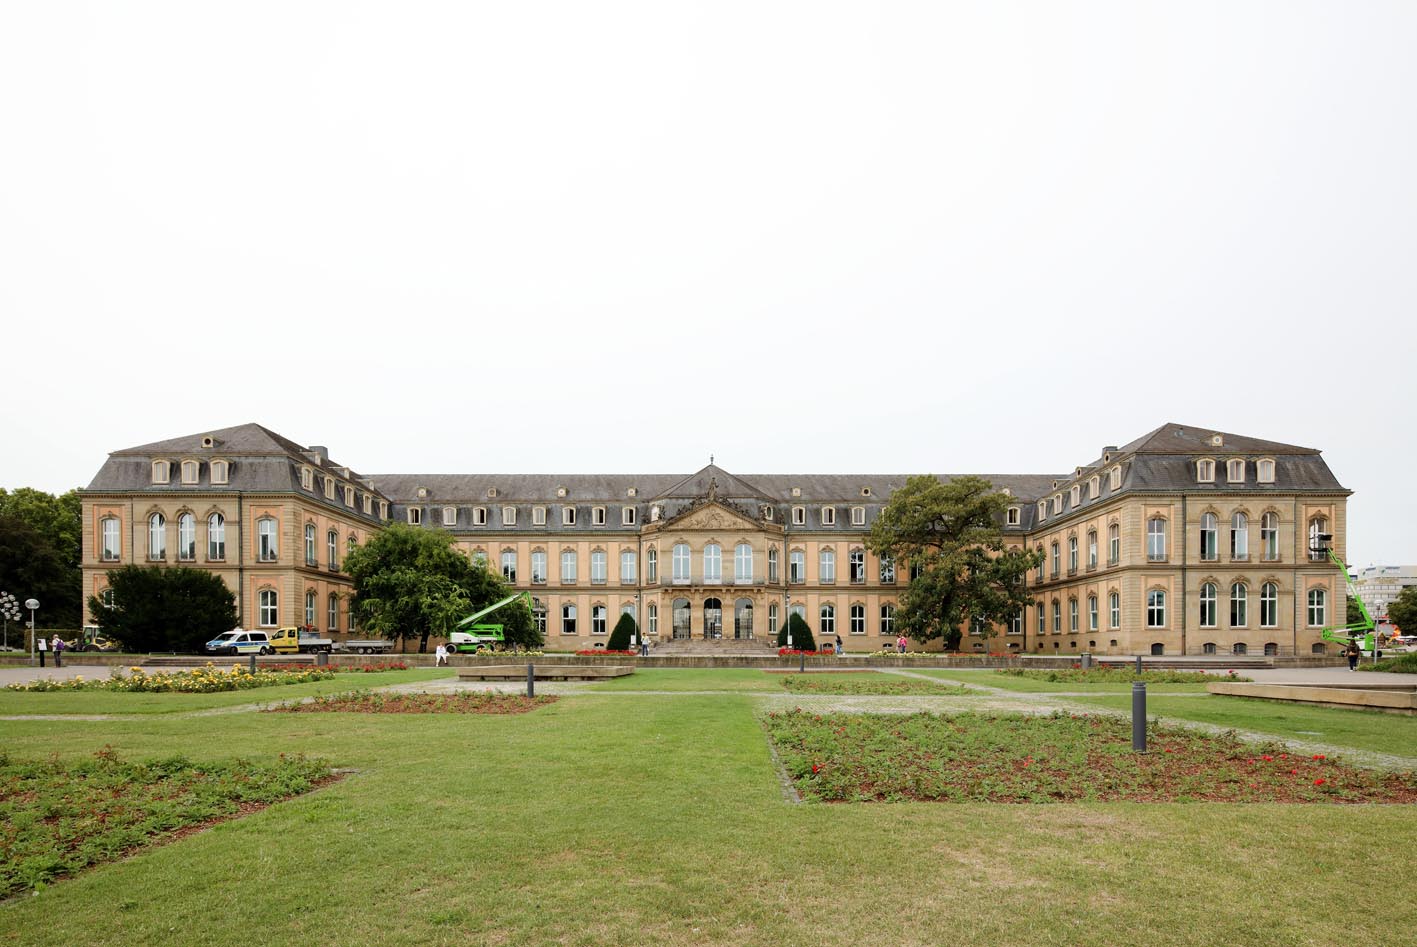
[1115,423,1320,458]
[650,464,776,502]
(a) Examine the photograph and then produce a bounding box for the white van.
[204,629,273,656]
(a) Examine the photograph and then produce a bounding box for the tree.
[1388,587,1417,636]
[343,524,510,653]
[88,565,237,653]
[1347,595,1367,626]
[607,612,637,651]
[778,612,816,651]
[0,487,83,627]
[499,596,541,652]
[867,475,1042,650]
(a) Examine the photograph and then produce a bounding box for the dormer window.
[791,487,801,498]
[533,506,547,526]
[1211,434,1224,447]
[860,487,871,497]
[763,506,774,521]
[486,487,497,499]
[627,487,637,498]
[1257,459,1275,484]
[592,507,606,526]
[417,487,429,499]
[211,460,229,485]
[324,478,336,499]
[1227,459,1245,483]
[1088,476,1100,498]
[503,506,517,526]
[151,460,170,484]
[180,460,199,484]
[1006,506,1020,526]
[557,487,567,498]
[791,506,806,525]
[344,486,354,506]
[363,495,372,515]
[622,507,636,526]
[443,507,459,527]
[379,501,389,519]
[562,507,576,526]
[1052,495,1062,515]
[1037,501,1047,521]
[1069,486,1080,508]
[1109,466,1122,490]
[822,507,836,526]
[851,506,865,526]
[472,507,487,526]
[407,507,422,525]
[301,467,313,490]
[1196,459,1215,483]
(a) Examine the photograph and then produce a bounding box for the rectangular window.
[879,555,895,583]
[502,551,517,583]
[443,507,458,527]
[344,486,354,506]
[181,461,199,484]
[1006,507,1020,526]
[300,467,313,490]
[324,478,335,499]
[789,551,805,583]
[622,507,636,526]
[473,507,487,526]
[592,507,606,526]
[821,507,836,526]
[591,550,607,584]
[1109,525,1120,564]
[531,551,547,583]
[562,507,576,526]
[620,550,636,584]
[1088,597,1098,631]
[101,518,121,561]
[1147,519,1167,561]
[532,506,546,526]
[791,506,805,526]
[561,550,577,582]
[851,506,865,526]
[1110,593,1120,629]
[849,550,865,583]
[408,508,422,525]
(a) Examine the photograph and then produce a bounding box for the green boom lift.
[447,590,533,654]
[1311,532,1379,657]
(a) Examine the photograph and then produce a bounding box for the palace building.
[80,422,1351,656]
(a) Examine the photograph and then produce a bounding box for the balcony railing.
[661,576,768,588]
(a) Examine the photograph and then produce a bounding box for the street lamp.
[25,598,39,661]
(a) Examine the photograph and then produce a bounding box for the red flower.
[1261,755,1273,761]
[811,763,820,774]
[1290,769,1299,775]
[1314,778,1326,786]
[1312,754,1326,760]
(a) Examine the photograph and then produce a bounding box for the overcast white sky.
[1,2,1413,565]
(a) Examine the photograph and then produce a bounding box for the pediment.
[662,501,762,533]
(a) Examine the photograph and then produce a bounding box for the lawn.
[1059,693,1417,761]
[584,667,780,691]
[0,684,1414,945]
[907,668,1216,694]
[0,669,455,715]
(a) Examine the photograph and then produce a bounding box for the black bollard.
[1135,654,1143,675]
[799,651,805,673]
[527,662,534,698]
[1132,681,1147,752]
[249,654,257,673]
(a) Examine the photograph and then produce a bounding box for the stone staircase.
[650,636,778,657]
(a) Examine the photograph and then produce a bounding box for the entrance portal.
[704,598,723,639]
[734,599,753,638]
[672,598,691,639]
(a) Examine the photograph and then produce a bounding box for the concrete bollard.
[1132,681,1147,752]
[1081,652,1092,670]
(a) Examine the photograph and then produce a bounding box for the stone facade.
[81,422,1352,656]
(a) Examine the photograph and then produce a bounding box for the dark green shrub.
[607,612,637,651]
[778,613,816,651]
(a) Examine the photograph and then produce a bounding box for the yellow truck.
[268,627,334,655]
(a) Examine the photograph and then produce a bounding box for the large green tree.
[867,475,1041,650]
[1387,587,1417,636]
[88,565,237,653]
[344,524,514,653]
[606,612,637,651]
[0,487,83,628]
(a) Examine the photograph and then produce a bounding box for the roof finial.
[710,453,714,465]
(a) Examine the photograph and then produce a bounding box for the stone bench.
[456,664,635,682]
[1207,682,1417,715]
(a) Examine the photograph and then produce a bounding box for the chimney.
[306,446,329,464]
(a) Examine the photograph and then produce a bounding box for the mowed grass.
[0,684,1412,945]
[0,669,455,715]
[908,668,1215,694]
[584,667,779,691]
[1060,692,1417,761]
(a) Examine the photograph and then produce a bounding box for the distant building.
[1351,565,1417,622]
[81,422,1351,656]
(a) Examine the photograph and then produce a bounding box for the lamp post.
[0,592,20,650]
[25,598,39,663]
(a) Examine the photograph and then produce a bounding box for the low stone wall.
[1207,681,1417,715]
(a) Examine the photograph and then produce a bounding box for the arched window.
[100,516,121,561]
[848,549,865,583]
[850,603,865,634]
[328,529,339,570]
[673,598,691,638]
[259,589,278,627]
[256,517,277,560]
[1147,518,1167,561]
[819,603,835,635]
[211,460,229,484]
[561,604,577,635]
[1199,583,1217,628]
[1202,642,1217,655]
[704,598,723,638]
[1264,642,1278,656]
[646,547,658,583]
[1230,512,1249,560]
[734,599,754,638]
[148,513,166,560]
[735,544,754,583]
[1260,582,1278,628]
[819,548,836,583]
[880,604,895,636]
[1108,524,1120,564]
[1232,642,1248,655]
[1109,592,1120,629]
[561,549,577,582]
[1151,642,1165,656]
[177,513,196,561]
[703,544,722,582]
[591,604,607,635]
[207,513,225,560]
[328,593,338,630]
[1087,530,1098,569]
[672,543,691,582]
[590,549,607,584]
[1146,589,1166,627]
[305,590,316,627]
[1261,512,1280,561]
[1307,588,1328,626]
[305,524,316,565]
[1200,513,1218,561]
[1230,582,1248,627]
[1308,516,1330,561]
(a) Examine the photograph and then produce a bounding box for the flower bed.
[263,661,410,673]
[574,650,639,656]
[764,709,1417,803]
[5,664,337,693]
[778,673,973,696]
[994,667,1253,684]
[778,648,827,656]
[0,747,332,896]
[265,691,557,714]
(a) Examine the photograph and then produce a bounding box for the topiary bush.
[607,612,637,652]
[778,613,816,651]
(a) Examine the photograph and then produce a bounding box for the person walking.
[435,643,448,667]
[1346,639,1361,671]
[896,634,907,654]
[51,634,64,668]
[835,634,844,657]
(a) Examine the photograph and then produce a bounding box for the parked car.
[204,630,273,656]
